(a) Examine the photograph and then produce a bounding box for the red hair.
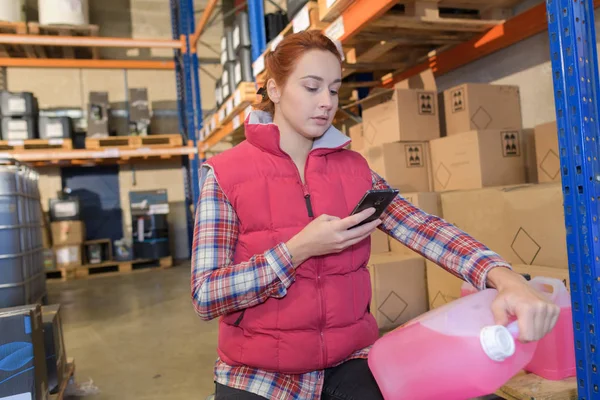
[254,30,342,114]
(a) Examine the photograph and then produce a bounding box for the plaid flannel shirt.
[191,167,511,400]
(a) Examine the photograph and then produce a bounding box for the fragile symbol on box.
[501,131,521,157]
[378,291,408,323]
[404,144,424,168]
[540,149,561,180]
[417,92,435,115]
[451,88,464,113]
[511,227,541,265]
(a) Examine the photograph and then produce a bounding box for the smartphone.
[349,189,399,229]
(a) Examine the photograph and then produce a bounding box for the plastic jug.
[524,276,575,380]
[368,289,538,400]
[460,281,478,297]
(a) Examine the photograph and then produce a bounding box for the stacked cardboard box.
[51,220,85,269]
[431,83,527,192]
[352,81,440,193]
[355,81,568,318]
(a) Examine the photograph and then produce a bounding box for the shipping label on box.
[534,121,561,183]
[390,192,441,255]
[363,142,431,192]
[50,221,84,247]
[54,245,82,269]
[368,253,428,331]
[430,130,526,192]
[444,83,522,136]
[362,89,440,147]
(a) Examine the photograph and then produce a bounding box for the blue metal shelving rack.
[170,0,203,254]
[547,0,600,397]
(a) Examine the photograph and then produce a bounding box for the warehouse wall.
[435,4,600,130]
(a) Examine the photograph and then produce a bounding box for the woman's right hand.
[285,208,382,267]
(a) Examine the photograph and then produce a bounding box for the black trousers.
[214,359,384,400]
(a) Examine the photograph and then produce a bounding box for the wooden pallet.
[0,138,73,151]
[50,359,75,400]
[27,22,100,59]
[46,256,173,281]
[496,371,577,400]
[0,21,35,58]
[86,134,183,150]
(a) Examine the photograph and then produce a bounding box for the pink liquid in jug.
[368,289,537,400]
[524,277,576,380]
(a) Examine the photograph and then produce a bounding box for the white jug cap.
[480,325,516,362]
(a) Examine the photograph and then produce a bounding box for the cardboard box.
[348,123,363,151]
[522,128,539,184]
[430,130,526,191]
[362,88,440,146]
[511,264,570,290]
[440,183,567,269]
[368,253,428,331]
[390,192,441,255]
[426,262,570,310]
[426,260,463,309]
[363,142,431,192]
[443,83,522,136]
[54,245,82,269]
[42,305,67,394]
[371,229,389,255]
[50,221,85,247]
[0,304,48,400]
[534,121,561,183]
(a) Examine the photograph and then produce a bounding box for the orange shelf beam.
[191,0,219,48]
[0,34,181,49]
[0,58,175,69]
[383,1,600,86]
[338,0,398,42]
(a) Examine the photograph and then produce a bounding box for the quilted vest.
[204,111,379,374]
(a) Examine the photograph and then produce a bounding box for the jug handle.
[506,320,520,338]
[528,276,568,301]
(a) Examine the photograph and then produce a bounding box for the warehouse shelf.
[200,82,258,153]
[4,145,196,167]
[385,0,600,86]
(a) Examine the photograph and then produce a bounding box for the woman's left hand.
[486,267,561,343]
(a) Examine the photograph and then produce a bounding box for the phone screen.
[349,189,399,229]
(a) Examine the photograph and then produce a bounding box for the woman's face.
[269,49,342,139]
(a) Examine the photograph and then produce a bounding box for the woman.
[191,30,559,400]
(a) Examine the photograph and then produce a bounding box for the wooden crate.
[27,22,100,59]
[0,21,34,58]
[0,138,73,151]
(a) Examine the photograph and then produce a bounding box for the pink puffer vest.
[204,111,379,374]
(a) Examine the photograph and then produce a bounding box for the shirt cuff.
[475,261,513,290]
[265,242,296,289]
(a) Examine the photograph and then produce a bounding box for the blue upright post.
[247,0,267,62]
[546,0,600,397]
[169,0,186,140]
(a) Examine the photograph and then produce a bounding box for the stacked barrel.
[0,161,46,308]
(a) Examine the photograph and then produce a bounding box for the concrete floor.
[47,262,219,400]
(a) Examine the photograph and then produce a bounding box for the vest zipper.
[303,185,314,218]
